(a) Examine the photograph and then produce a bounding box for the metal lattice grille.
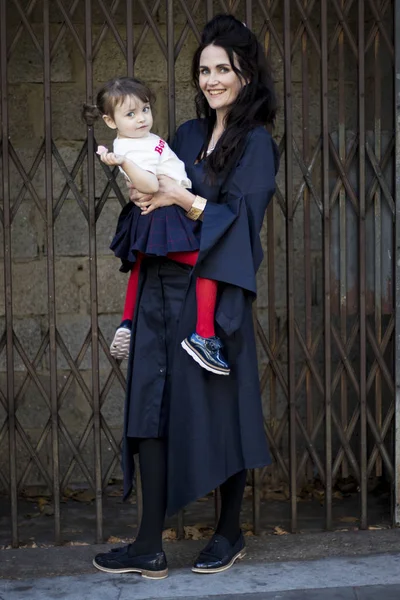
[0,0,397,547]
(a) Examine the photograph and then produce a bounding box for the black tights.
[128,438,246,555]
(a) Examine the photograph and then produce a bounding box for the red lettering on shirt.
[154,139,166,155]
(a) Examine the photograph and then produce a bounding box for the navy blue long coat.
[121,119,279,516]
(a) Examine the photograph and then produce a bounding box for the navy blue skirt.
[110,203,201,267]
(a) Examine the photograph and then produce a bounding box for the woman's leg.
[215,470,247,544]
[128,438,167,556]
[192,470,247,573]
[93,436,168,577]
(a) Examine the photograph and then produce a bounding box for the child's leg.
[167,251,217,338]
[195,277,217,338]
[122,253,143,322]
[110,253,143,360]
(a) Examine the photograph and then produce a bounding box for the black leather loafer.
[93,546,168,579]
[192,532,246,574]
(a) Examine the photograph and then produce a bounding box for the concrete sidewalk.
[1,529,400,599]
[1,552,400,599]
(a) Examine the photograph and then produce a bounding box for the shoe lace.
[205,337,223,352]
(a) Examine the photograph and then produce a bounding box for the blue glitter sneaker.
[181,332,230,376]
[110,319,132,360]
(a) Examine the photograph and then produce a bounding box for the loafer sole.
[191,549,246,574]
[92,558,168,579]
[181,339,230,376]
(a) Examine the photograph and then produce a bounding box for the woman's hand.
[126,180,154,210]
[132,175,184,215]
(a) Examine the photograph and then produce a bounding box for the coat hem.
[166,458,271,517]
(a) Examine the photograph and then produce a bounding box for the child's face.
[103,95,153,139]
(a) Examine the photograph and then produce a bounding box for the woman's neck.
[214,109,226,135]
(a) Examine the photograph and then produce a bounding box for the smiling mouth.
[208,90,225,96]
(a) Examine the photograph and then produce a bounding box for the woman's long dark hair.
[192,14,277,177]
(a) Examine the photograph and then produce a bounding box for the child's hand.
[99,151,125,167]
[96,145,108,155]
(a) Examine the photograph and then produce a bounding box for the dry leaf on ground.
[184,525,214,540]
[184,526,203,540]
[162,528,177,541]
[66,542,90,546]
[333,491,344,500]
[21,486,51,499]
[40,504,55,517]
[107,490,123,497]
[243,485,253,498]
[338,516,358,523]
[273,526,289,535]
[107,536,131,544]
[73,490,96,503]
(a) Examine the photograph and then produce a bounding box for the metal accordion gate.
[1,0,400,547]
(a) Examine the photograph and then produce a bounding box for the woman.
[93,14,279,578]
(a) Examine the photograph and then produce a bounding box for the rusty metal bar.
[321,0,332,531]
[43,0,61,546]
[177,509,184,539]
[358,0,368,530]
[338,0,348,480]
[126,0,134,77]
[394,0,400,527]
[206,0,213,21]
[245,0,252,29]
[166,0,182,536]
[301,0,313,485]
[252,468,260,535]
[214,487,221,528]
[263,0,278,493]
[373,6,383,478]
[1,0,18,548]
[167,0,176,140]
[283,0,297,532]
[84,0,103,543]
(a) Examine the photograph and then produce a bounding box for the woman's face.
[198,44,244,118]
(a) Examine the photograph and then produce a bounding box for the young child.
[82,76,229,375]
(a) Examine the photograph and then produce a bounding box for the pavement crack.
[112,580,123,600]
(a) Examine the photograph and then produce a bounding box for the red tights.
[122,251,217,338]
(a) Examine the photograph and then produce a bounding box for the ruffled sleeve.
[195,127,279,335]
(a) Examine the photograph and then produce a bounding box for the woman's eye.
[200,68,209,75]
[220,67,229,73]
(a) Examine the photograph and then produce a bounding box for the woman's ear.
[102,114,117,130]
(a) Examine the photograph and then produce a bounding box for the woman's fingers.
[134,199,153,211]
[128,187,153,202]
[140,202,158,215]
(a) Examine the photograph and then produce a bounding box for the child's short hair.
[82,76,155,125]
